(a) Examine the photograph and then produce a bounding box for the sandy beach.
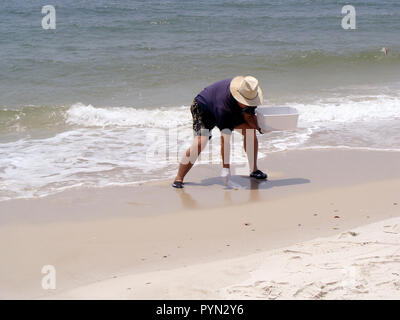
[1,148,399,299]
[2,0,400,304]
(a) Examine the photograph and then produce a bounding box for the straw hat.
[230,75,263,106]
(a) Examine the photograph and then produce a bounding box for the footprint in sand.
[293,282,326,299]
[293,280,343,299]
[338,231,359,239]
[383,224,400,234]
[226,280,285,300]
[283,249,312,256]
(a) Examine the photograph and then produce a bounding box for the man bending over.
[172,76,267,188]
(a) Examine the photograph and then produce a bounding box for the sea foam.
[0,93,399,201]
[65,103,191,128]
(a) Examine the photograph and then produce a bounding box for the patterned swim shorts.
[190,99,214,139]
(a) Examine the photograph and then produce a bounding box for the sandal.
[250,170,268,180]
[172,180,184,188]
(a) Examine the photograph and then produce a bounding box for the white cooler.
[256,106,299,132]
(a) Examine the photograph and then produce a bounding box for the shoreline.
[1,145,400,204]
[0,148,399,299]
[2,148,399,224]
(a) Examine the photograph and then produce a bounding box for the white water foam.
[0,110,252,201]
[1,94,399,201]
[65,103,191,128]
[65,95,400,129]
[293,94,400,125]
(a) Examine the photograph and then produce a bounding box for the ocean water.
[0,0,400,200]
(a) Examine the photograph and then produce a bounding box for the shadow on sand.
[177,176,311,209]
[184,175,310,190]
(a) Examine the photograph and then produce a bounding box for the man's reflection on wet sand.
[175,172,310,209]
[176,175,265,209]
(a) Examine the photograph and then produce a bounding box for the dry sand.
[0,148,399,299]
[53,217,400,300]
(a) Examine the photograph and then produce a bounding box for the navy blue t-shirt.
[195,78,245,132]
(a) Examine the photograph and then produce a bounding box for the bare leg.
[235,124,258,172]
[174,135,209,182]
[221,133,231,169]
[244,128,258,172]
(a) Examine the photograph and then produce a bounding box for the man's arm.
[243,110,262,133]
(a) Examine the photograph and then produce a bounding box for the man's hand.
[221,167,231,186]
[243,112,263,134]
